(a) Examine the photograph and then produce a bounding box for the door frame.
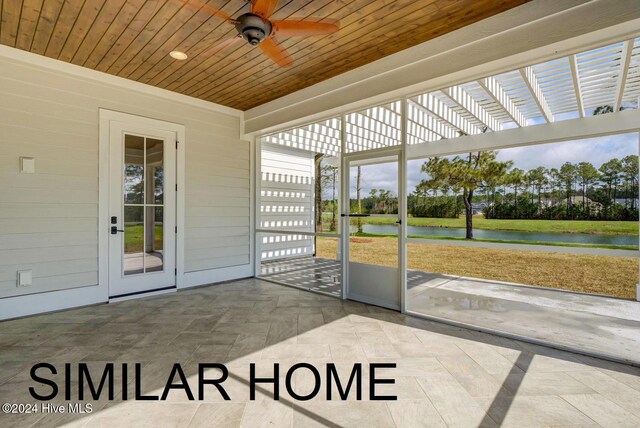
[340,146,407,310]
[99,109,186,300]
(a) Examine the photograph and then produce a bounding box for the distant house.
[558,196,604,213]
[539,197,559,207]
[614,198,639,206]
[520,196,605,213]
[471,201,491,215]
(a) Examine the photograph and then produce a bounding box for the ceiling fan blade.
[272,20,340,37]
[200,35,243,59]
[251,0,279,20]
[259,37,293,67]
[179,0,232,21]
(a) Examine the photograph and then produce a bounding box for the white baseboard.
[0,284,107,321]
[0,264,255,321]
[182,264,254,289]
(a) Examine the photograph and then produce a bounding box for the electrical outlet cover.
[17,270,32,287]
[20,157,35,173]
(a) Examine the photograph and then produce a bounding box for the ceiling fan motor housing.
[236,13,272,46]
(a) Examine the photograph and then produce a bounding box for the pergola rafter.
[478,76,527,127]
[415,93,480,136]
[568,54,585,118]
[443,85,501,131]
[520,66,554,122]
[614,39,633,111]
[407,123,440,144]
[408,99,458,139]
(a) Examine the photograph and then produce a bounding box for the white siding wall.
[0,49,251,301]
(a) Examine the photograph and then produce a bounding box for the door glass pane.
[145,206,164,272]
[146,138,164,204]
[349,160,399,267]
[122,136,165,276]
[124,205,144,275]
[124,135,144,204]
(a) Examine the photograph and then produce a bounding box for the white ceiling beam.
[443,85,502,131]
[614,39,634,111]
[416,93,481,136]
[478,76,527,127]
[520,66,554,122]
[408,99,459,139]
[568,54,585,118]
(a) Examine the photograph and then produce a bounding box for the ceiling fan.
[182,0,340,67]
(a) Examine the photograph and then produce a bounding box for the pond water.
[356,224,638,247]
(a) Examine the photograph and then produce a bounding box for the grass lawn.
[124,224,163,252]
[315,236,638,299]
[337,215,639,235]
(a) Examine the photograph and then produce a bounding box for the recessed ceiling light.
[169,51,188,60]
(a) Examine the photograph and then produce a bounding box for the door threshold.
[109,286,176,302]
[347,292,400,311]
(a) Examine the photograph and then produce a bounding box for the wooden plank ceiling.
[0,0,529,110]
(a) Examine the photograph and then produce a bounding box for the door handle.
[396,219,401,225]
[111,226,124,234]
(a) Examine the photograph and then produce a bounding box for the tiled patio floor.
[407,271,640,365]
[261,257,342,296]
[262,257,640,365]
[1,278,640,427]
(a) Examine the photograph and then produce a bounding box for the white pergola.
[263,36,639,153]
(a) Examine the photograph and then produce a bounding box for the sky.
[343,132,638,198]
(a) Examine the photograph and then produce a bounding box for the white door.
[343,153,402,310]
[108,121,176,298]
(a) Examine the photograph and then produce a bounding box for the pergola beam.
[443,85,501,131]
[478,76,527,127]
[568,54,585,118]
[408,99,458,139]
[614,39,633,111]
[264,131,340,156]
[415,93,481,136]
[520,66,554,123]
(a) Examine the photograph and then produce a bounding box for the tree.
[506,168,525,217]
[422,151,509,239]
[414,181,430,207]
[593,105,625,116]
[124,164,145,204]
[525,170,536,204]
[576,162,599,213]
[321,164,339,231]
[528,166,548,212]
[549,167,561,200]
[314,154,323,233]
[381,189,392,213]
[599,158,622,215]
[621,155,639,209]
[559,162,577,216]
[369,189,378,212]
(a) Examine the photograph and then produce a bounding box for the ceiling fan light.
[169,51,188,60]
